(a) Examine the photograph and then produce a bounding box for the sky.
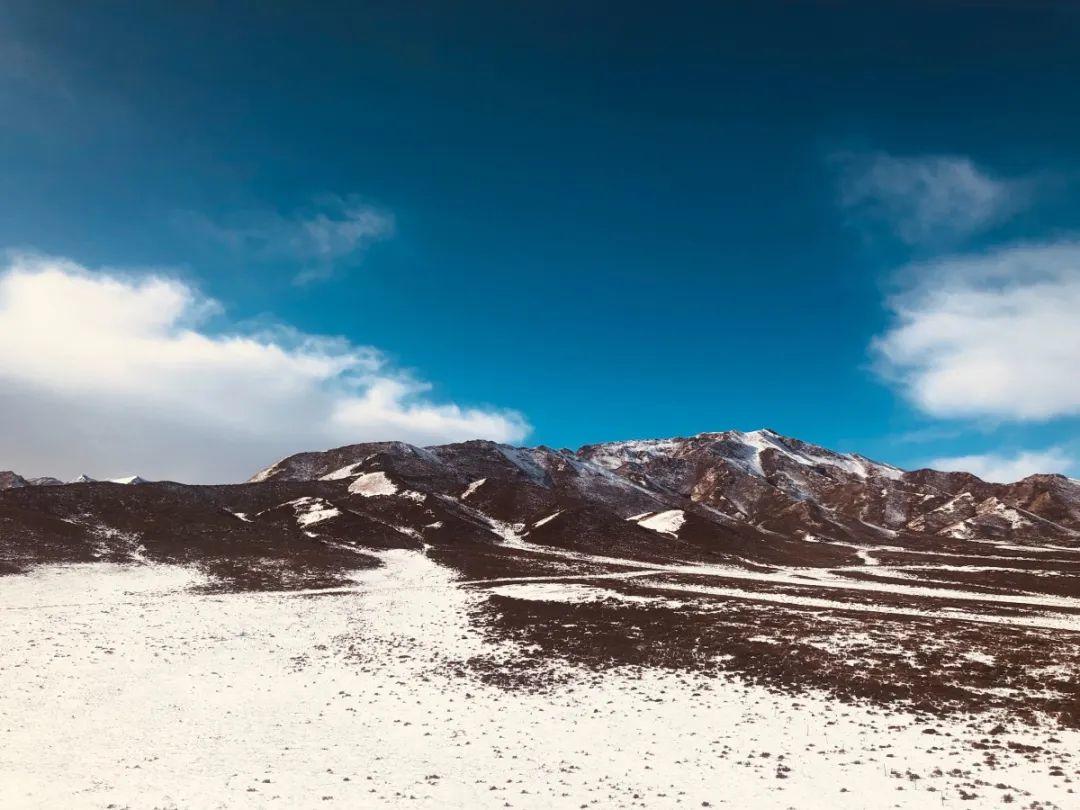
[1,1,1079,484]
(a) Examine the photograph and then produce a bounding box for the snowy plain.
[2,552,1078,809]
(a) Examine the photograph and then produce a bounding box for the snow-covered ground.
[1,556,1078,809]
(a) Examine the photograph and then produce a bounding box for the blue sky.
[1,1,1079,483]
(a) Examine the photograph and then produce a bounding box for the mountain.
[0,472,148,487]
[3,428,1079,729]
[250,428,1080,549]
[0,470,28,490]
[3,430,1077,581]
[1,429,1077,586]
[28,476,64,486]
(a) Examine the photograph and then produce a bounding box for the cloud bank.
[836,152,1028,245]
[872,241,1080,422]
[929,448,1074,484]
[0,255,528,483]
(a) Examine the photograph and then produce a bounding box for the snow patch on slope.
[487,582,665,604]
[283,496,341,527]
[533,510,563,528]
[462,478,487,499]
[247,459,284,483]
[637,509,686,536]
[348,471,398,497]
[981,498,1034,529]
[320,461,369,481]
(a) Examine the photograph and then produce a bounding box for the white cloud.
[929,448,1074,483]
[836,152,1028,245]
[0,254,529,483]
[181,195,394,284]
[872,241,1080,421]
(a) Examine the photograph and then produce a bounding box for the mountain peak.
[108,475,147,485]
[0,470,29,490]
[579,429,904,483]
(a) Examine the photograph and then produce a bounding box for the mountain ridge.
[2,428,1076,589]
[235,429,1080,568]
[0,472,149,490]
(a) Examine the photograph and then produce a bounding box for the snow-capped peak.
[109,475,147,485]
[581,429,903,482]
[64,474,147,485]
[578,437,684,470]
[734,429,903,480]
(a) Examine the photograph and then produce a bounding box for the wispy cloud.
[835,152,1030,246]
[929,448,1074,483]
[889,425,968,445]
[180,195,395,284]
[872,240,1080,421]
[0,253,528,482]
